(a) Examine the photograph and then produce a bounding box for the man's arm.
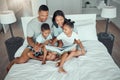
[27,37,35,48]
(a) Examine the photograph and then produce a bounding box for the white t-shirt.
[36,34,52,43]
[27,17,52,41]
[57,32,79,47]
[52,25,63,37]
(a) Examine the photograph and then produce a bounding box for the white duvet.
[5,41,120,80]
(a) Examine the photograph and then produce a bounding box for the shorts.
[27,45,43,57]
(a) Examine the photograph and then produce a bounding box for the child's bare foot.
[42,61,46,64]
[58,67,67,73]
[56,62,60,67]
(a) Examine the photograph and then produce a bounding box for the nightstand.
[5,37,24,61]
[97,32,114,55]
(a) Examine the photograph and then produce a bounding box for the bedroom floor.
[0,20,120,80]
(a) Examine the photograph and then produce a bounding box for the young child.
[52,19,86,73]
[27,23,58,64]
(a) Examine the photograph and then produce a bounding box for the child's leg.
[46,52,58,61]
[28,51,43,61]
[58,52,68,73]
[65,50,85,61]
[7,48,31,72]
[42,46,48,64]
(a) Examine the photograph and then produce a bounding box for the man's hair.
[41,23,50,31]
[39,5,49,12]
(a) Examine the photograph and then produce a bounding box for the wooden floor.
[0,20,120,80]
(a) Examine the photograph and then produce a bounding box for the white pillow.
[75,23,98,41]
[74,19,94,26]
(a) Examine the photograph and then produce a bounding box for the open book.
[45,44,77,55]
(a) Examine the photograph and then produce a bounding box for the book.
[45,44,77,55]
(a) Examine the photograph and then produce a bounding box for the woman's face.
[55,16,64,27]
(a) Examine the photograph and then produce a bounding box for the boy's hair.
[63,19,75,28]
[41,23,50,31]
[39,5,49,12]
[52,10,65,28]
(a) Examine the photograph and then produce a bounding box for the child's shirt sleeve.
[56,32,63,40]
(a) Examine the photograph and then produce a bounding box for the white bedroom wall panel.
[111,0,120,29]
[0,0,8,33]
[47,0,82,15]
[31,0,47,16]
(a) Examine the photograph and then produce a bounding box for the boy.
[28,23,58,64]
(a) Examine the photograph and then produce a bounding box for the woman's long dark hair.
[52,10,65,28]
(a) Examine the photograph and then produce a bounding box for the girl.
[52,20,86,73]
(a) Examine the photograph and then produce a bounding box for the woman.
[52,10,66,37]
[52,10,66,47]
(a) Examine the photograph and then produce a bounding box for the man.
[7,5,52,71]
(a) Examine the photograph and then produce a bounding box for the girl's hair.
[63,19,75,28]
[41,23,50,31]
[52,10,65,28]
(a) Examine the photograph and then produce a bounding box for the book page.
[45,44,77,54]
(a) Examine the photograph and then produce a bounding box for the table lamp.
[101,6,116,36]
[0,10,16,37]
[97,6,117,55]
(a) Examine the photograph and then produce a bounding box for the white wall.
[31,0,46,16]
[0,0,8,32]
[111,0,120,29]
[46,0,82,15]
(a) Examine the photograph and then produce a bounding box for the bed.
[4,14,120,80]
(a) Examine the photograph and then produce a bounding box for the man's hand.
[34,44,41,52]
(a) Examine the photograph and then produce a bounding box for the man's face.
[38,10,48,22]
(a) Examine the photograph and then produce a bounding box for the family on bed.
[7,5,86,73]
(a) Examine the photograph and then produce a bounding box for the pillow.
[74,19,94,26]
[75,23,98,41]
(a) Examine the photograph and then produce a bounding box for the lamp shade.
[101,6,116,18]
[0,10,16,24]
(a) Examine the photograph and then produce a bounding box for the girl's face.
[63,24,72,36]
[42,30,50,38]
[55,16,64,27]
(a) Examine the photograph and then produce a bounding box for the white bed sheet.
[5,40,120,80]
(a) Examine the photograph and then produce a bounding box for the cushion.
[74,22,98,41]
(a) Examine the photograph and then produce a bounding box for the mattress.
[4,40,120,80]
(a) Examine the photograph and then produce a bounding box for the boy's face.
[55,16,64,27]
[63,24,72,36]
[42,30,50,38]
[38,10,48,22]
